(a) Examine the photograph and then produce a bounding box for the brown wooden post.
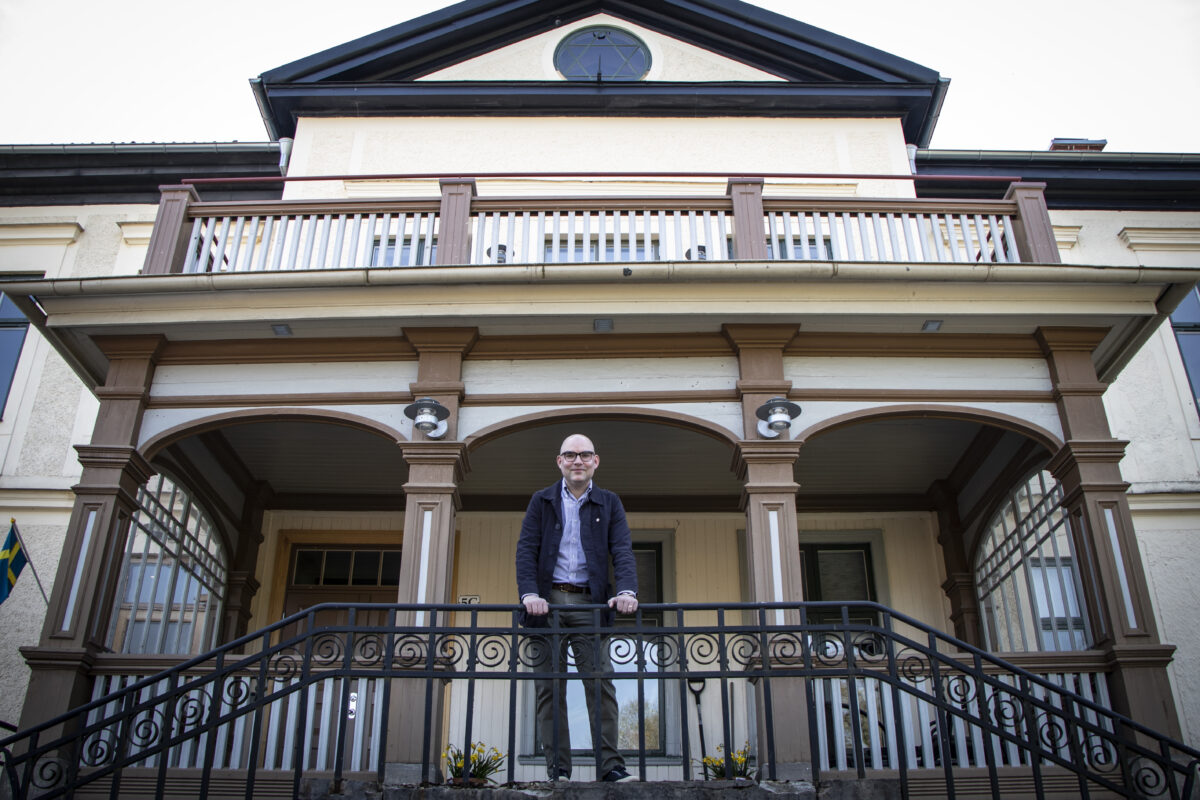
[736,441,810,780]
[727,324,807,779]
[723,324,798,440]
[223,481,272,644]
[142,185,200,275]
[404,327,478,442]
[19,335,164,730]
[385,441,468,784]
[928,480,982,647]
[727,178,769,260]
[434,179,476,266]
[1005,182,1060,264]
[1037,327,1181,738]
[385,327,478,782]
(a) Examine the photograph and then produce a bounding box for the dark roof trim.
[255,0,944,144]
[916,149,1200,210]
[0,142,284,207]
[257,80,942,143]
[264,0,939,85]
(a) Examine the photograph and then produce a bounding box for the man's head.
[557,433,598,494]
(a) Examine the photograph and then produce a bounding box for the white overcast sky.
[0,0,1197,152]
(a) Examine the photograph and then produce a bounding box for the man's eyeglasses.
[559,451,596,462]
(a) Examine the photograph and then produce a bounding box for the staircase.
[2,601,1197,800]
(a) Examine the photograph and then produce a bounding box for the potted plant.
[443,741,506,786]
[700,742,753,780]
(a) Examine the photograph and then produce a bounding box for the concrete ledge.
[300,778,818,799]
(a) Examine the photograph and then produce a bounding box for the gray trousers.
[533,588,623,778]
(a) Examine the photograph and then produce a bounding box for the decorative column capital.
[722,323,800,352]
[400,441,468,504]
[1047,439,1131,496]
[734,440,803,470]
[735,441,801,504]
[72,444,155,497]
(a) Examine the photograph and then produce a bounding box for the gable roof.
[252,0,948,144]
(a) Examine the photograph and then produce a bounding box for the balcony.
[3,602,1196,799]
[141,175,1062,276]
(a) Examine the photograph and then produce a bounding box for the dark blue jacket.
[515,480,638,627]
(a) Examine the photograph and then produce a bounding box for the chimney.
[1049,138,1107,152]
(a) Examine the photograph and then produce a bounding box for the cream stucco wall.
[0,205,156,727]
[421,13,784,84]
[1128,497,1200,746]
[284,116,916,200]
[1053,210,1200,268]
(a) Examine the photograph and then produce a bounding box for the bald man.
[515,434,638,783]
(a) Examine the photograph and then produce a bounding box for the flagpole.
[9,519,49,606]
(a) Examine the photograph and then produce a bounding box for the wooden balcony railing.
[141,178,1061,276]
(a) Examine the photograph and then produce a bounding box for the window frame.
[553,25,652,82]
[0,289,33,422]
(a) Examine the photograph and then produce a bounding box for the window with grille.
[291,548,402,588]
[107,473,228,655]
[973,470,1090,653]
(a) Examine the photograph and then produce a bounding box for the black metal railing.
[2,601,1198,799]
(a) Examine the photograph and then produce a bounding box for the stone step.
[298,777,903,800]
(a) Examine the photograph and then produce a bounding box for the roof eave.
[259,80,942,143]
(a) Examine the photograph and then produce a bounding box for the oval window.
[554,26,651,81]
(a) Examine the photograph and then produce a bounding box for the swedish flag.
[0,521,27,605]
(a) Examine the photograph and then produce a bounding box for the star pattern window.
[554,26,651,81]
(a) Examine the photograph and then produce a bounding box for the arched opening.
[142,413,412,638]
[793,407,1059,640]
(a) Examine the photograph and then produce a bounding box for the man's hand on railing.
[522,594,549,616]
[608,593,638,614]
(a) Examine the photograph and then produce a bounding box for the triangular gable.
[252,0,947,145]
[418,13,786,82]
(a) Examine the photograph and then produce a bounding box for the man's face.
[557,435,599,488]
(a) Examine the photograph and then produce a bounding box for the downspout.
[916,77,951,148]
[249,78,280,142]
[278,137,294,176]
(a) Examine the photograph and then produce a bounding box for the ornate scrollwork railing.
[2,602,1197,798]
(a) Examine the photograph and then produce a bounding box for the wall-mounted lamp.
[404,397,451,439]
[486,243,508,264]
[755,397,802,439]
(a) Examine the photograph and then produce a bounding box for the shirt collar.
[561,479,593,503]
